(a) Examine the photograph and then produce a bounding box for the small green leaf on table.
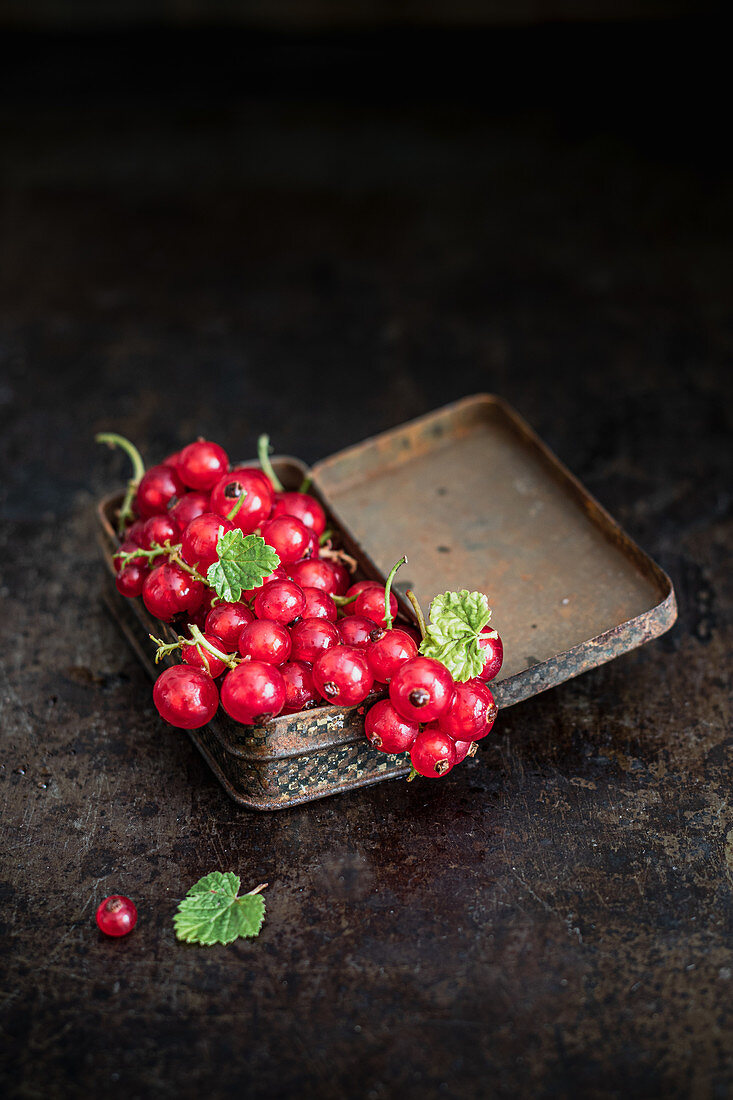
[173,871,267,946]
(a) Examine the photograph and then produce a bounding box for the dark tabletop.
[1,20,732,1100]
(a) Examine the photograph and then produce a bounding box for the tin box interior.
[99,394,676,809]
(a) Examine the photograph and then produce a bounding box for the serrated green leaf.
[206,530,280,602]
[173,871,266,946]
[419,589,492,682]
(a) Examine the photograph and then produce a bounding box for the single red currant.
[287,559,340,594]
[135,464,186,518]
[153,664,219,728]
[168,491,211,529]
[343,580,381,616]
[115,562,148,598]
[326,561,350,596]
[364,699,419,753]
[181,632,230,677]
[125,519,147,546]
[367,628,418,683]
[290,618,339,665]
[280,660,319,713]
[271,491,327,536]
[180,513,234,571]
[389,656,455,723]
[220,661,286,724]
[238,619,292,666]
[312,645,374,706]
[205,601,255,651]
[96,895,138,937]
[253,579,305,624]
[230,465,274,496]
[453,739,478,764]
[337,616,378,649]
[410,727,457,778]
[438,678,498,741]
[140,513,180,550]
[143,563,204,621]
[177,440,229,490]
[210,471,272,534]
[354,586,398,627]
[479,628,504,682]
[301,586,337,621]
[261,516,312,564]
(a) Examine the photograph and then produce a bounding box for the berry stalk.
[96,431,146,535]
[382,556,407,630]
[257,434,285,493]
[405,589,427,639]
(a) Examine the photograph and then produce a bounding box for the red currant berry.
[364,699,419,753]
[96,895,138,937]
[253,579,305,624]
[410,727,457,778]
[438,679,498,741]
[479,628,504,682]
[367,628,418,684]
[343,580,381,616]
[327,561,350,596]
[271,491,326,536]
[168,491,211,529]
[312,645,374,706]
[177,440,229,490]
[231,465,274,496]
[287,559,340,594]
[135,464,186,519]
[261,516,312,564]
[301,586,337,621]
[210,472,272,534]
[153,664,219,728]
[180,513,234,571]
[290,618,339,664]
[181,633,229,677]
[453,739,477,764]
[220,661,286,724]
[115,562,148,598]
[389,656,455,723]
[238,619,292,666]
[355,586,398,627]
[205,601,254,651]
[143,563,204,621]
[140,513,180,550]
[125,519,147,546]
[280,660,319,713]
[336,616,378,649]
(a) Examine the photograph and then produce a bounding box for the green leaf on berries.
[173,871,266,946]
[206,530,280,602]
[419,589,492,682]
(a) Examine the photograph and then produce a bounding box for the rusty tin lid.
[310,394,677,708]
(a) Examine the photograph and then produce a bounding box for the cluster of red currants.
[101,433,504,781]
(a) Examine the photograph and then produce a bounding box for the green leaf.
[419,589,493,682]
[206,530,280,602]
[173,871,266,946]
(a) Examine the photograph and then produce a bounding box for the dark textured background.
[1,19,732,1099]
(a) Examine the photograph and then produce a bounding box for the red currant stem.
[332,594,358,607]
[405,589,427,640]
[149,633,182,664]
[382,555,407,630]
[245,882,268,896]
[406,765,419,782]
[298,475,313,493]
[320,545,358,573]
[187,624,240,669]
[116,541,175,567]
[96,431,147,535]
[166,549,208,585]
[257,434,285,493]
[226,493,247,522]
[319,528,334,546]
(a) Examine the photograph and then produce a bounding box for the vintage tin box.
[98,394,677,809]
